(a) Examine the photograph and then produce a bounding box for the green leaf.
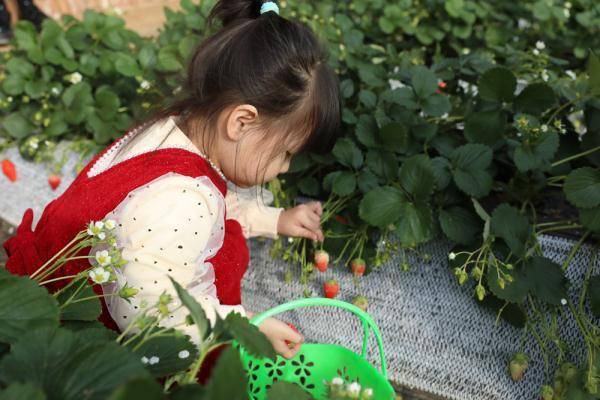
[95,86,121,117]
[411,66,438,98]
[478,67,516,102]
[340,78,354,98]
[3,113,35,139]
[422,93,451,117]
[378,122,410,153]
[223,312,276,360]
[0,327,150,400]
[6,57,35,79]
[486,266,529,304]
[2,75,25,95]
[332,171,357,196]
[158,46,183,72]
[439,206,481,245]
[359,186,404,228]
[169,384,204,400]
[40,19,62,49]
[138,45,157,70]
[464,110,506,146]
[588,275,600,318]
[358,89,377,108]
[395,202,433,247]
[587,51,600,94]
[24,81,48,99]
[523,257,568,305]
[170,278,210,341]
[355,114,379,148]
[358,169,379,193]
[202,347,247,400]
[450,144,493,198]
[0,383,45,400]
[490,204,530,256]
[580,206,600,232]
[399,155,435,201]
[127,330,198,377]
[431,157,451,190]
[514,83,556,115]
[107,378,164,400]
[56,283,102,321]
[13,21,37,51]
[44,113,68,137]
[366,149,396,180]
[332,138,363,169]
[297,176,319,197]
[563,167,600,208]
[266,381,311,400]
[114,54,141,77]
[513,131,559,172]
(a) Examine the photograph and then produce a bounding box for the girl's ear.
[226,104,258,142]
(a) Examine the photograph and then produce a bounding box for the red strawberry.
[352,295,368,311]
[324,280,339,299]
[2,159,17,182]
[48,174,61,190]
[350,258,366,277]
[509,352,529,381]
[285,323,300,348]
[314,250,329,272]
[438,81,447,89]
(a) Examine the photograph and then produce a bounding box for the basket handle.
[250,297,388,378]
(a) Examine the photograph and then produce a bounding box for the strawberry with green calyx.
[540,385,554,400]
[324,280,339,298]
[314,250,329,272]
[350,258,366,277]
[48,174,61,190]
[556,362,577,383]
[509,352,529,381]
[353,295,368,311]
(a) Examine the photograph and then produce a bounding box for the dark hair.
[118,0,341,179]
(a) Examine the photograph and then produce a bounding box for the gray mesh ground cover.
[1,145,596,400]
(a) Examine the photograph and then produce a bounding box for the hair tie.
[260,1,279,15]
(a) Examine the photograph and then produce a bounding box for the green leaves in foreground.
[0,327,150,400]
[0,269,60,343]
[450,144,493,198]
[490,204,531,256]
[563,167,600,232]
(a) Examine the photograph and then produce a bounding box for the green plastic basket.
[238,298,395,400]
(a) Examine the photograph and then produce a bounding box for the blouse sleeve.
[224,183,283,239]
[94,172,245,345]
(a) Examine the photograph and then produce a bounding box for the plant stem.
[30,232,86,279]
[551,145,600,167]
[39,274,79,286]
[536,224,582,235]
[561,231,591,271]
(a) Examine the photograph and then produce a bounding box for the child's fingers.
[300,212,320,231]
[307,201,323,216]
[294,227,319,241]
[274,340,297,359]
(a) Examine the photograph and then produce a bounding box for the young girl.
[2,0,340,360]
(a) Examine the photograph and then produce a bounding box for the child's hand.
[277,201,324,242]
[258,317,304,359]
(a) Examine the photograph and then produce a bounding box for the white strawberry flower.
[517,19,531,30]
[565,70,576,80]
[448,252,456,260]
[89,267,110,284]
[331,377,344,386]
[560,298,567,306]
[140,80,151,90]
[68,72,83,84]
[141,356,149,364]
[178,350,190,359]
[347,382,362,398]
[541,70,549,82]
[541,125,548,133]
[563,8,570,18]
[388,79,405,90]
[565,1,572,8]
[535,41,546,50]
[95,250,112,267]
[51,87,61,96]
[149,356,160,365]
[104,219,117,230]
[87,221,105,237]
[533,49,540,56]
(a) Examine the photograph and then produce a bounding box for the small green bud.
[475,284,486,301]
[471,267,482,280]
[497,278,505,289]
[458,271,468,285]
[540,384,554,400]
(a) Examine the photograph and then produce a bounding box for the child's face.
[214,105,303,188]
